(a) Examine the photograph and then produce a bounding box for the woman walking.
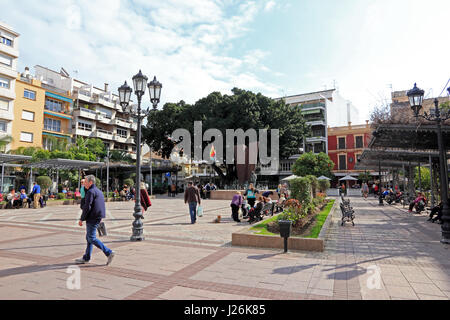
[362,182,369,199]
[140,182,151,219]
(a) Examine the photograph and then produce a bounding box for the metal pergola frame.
[0,154,33,193]
[24,158,105,192]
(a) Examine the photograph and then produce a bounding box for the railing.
[41,83,68,95]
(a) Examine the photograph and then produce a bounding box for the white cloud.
[2,0,277,106]
[264,1,276,12]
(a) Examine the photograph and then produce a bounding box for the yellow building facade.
[12,75,45,150]
[12,74,73,151]
[41,88,72,150]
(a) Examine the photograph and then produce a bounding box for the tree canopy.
[292,152,335,178]
[142,88,311,183]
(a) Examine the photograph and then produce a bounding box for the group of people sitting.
[118,185,135,201]
[3,182,45,209]
[197,183,217,199]
[230,183,288,224]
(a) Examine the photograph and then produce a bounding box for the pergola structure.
[355,123,450,207]
[25,158,104,192]
[0,154,33,193]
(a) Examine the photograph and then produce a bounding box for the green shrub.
[318,180,330,193]
[36,176,52,192]
[57,193,66,199]
[123,178,134,187]
[306,175,319,198]
[290,177,312,205]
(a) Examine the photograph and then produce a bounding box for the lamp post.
[408,83,450,244]
[118,72,162,241]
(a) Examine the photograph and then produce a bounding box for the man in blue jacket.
[75,175,115,265]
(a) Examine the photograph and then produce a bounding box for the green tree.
[36,176,52,193]
[415,167,431,191]
[86,138,107,160]
[292,152,334,178]
[358,172,371,182]
[143,88,311,184]
[109,150,134,164]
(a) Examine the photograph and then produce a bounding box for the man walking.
[32,182,41,209]
[76,175,115,265]
[184,182,201,224]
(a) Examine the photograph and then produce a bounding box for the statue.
[249,170,257,186]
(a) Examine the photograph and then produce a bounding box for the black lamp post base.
[131,234,145,241]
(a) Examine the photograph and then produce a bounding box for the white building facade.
[0,22,19,151]
[34,65,137,158]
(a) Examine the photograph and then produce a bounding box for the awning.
[25,158,104,170]
[339,175,358,181]
[317,175,331,180]
[281,175,299,181]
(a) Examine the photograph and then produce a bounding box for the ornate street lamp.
[148,76,162,109]
[118,72,162,241]
[408,83,450,244]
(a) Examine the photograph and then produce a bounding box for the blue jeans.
[83,221,112,261]
[188,202,197,224]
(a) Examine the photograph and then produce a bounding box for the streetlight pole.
[408,84,450,244]
[118,72,162,242]
[106,149,110,201]
[378,158,383,205]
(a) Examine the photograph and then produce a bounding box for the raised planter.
[231,199,338,252]
[210,190,279,200]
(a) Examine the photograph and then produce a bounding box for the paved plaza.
[0,195,449,300]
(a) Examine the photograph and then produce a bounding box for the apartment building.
[0,22,19,151]
[259,89,360,183]
[12,70,45,149]
[327,121,372,187]
[34,66,137,158]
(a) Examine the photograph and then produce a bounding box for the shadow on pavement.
[272,264,318,275]
[0,262,102,278]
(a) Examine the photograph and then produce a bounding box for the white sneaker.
[106,251,115,266]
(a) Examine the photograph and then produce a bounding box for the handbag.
[97,221,107,237]
[197,205,203,217]
[238,208,243,220]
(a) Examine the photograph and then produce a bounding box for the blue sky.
[2,0,449,124]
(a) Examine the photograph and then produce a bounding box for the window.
[0,99,9,111]
[0,53,12,66]
[338,155,347,170]
[45,98,63,112]
[24,89,36,100]
[1,36,12,47]
[117,128,127,138]
[0,121,6,132]
[44,118,61,132]
[20,132,33,143]
[43,137,53,151]
[78,121,92,131]
[355,136,364,149]
[0,76,10,89]
[22,110,35,121]
[356,153,362,162]
[338,137,346,150]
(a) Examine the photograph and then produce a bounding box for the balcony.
[0,43,19,58]
[74,108,97,120]
[306,136,327,143]
[93,129,113,140]
[0,65,17,79]
[0,87,15,100]
[93,94,116,109]
[96,113,112,124]
[306,119,326,127]
[73,90,94,103]
[0,109,13,121]
[131,122,137,131]
[113,134,127,144]
[126,137,135,144]
[74,128,92,137]
[110,117,130,127]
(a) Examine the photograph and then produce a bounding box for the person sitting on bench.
[427,202,443,223]
[248,196,264,223]
[408,192,426,213]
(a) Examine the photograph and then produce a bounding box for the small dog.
[214,215,221,223]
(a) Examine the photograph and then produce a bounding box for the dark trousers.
[409,202,415,211]
[248,198,256,208]
[429,206,443,222]
[231,204,240,222]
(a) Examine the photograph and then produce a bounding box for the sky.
[2,0,450,124]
